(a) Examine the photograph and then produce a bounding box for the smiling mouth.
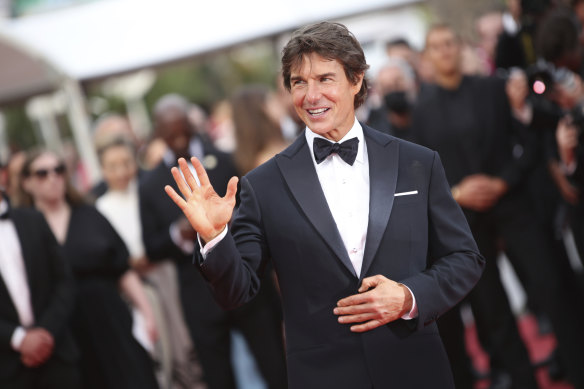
[307,107,330,117]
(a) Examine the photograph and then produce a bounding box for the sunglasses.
[31,164,66,179]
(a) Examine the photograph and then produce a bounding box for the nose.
[306,81,321,105]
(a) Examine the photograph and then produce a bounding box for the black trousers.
[439,192,584,389]
[178,261,288,389]
[3,356,80,389]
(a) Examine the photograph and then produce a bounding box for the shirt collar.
[305,118,365,165]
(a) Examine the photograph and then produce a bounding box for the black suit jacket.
[0,207,77,379]
[196,126,484,388]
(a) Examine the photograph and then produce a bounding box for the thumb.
[358,275,382,293]
[224,176,239,203]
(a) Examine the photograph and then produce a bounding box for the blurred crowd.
[1,0,584,388]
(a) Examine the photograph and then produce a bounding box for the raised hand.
[165,157,238,243]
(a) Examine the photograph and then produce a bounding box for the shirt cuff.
[169,222,195,254]
[11,327,26,351]
[400,285,418,320]
[198,225,229,259]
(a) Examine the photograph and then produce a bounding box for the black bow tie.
[313,137,359,166]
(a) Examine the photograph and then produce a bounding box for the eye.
[292,79,305,86]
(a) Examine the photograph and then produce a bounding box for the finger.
[171,166,194,199]
[223,176,239,203]
[191,157,210,187]
[350,319,384,333]
[358,275,384,293]
[165,185,188,210]
[338,312,377,324]
[334,304,375,316]
[178,158,200,191]
[337,291,373,307]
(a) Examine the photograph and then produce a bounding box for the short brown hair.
[281,22,370,109]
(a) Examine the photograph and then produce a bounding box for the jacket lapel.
[275,135,357,278]
[360,126,399,279]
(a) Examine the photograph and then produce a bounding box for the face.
[155,108,191,158]
[23,152,67,204]
[377,65,412,94]
[100,145,137,191]
[506,72,528,108]
[425,28,461,77]
[290,53,363,141]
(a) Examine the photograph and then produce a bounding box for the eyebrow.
[290,72,337,82]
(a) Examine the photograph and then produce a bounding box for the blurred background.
[1,1,584,388]
[0,0,507,185]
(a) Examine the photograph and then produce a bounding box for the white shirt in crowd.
[0,198,34,350]
[96,179,145,260]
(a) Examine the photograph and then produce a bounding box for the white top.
[0,198,34,350]
[96,179,145,259]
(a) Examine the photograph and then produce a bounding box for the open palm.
[165,157,238,242]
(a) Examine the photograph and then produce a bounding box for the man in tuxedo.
[412,24,584,388]
[165,22,484,389]
[139,94,287,389]
[0,160,79,388]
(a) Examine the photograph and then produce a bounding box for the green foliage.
[144,39,280,113]
[3,106,37,152]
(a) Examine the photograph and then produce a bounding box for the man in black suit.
[165,22,484,389]
[0,161,79,389]
[139,94,287,389]
[412,24,584,388]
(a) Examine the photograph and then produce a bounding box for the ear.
[352,72,364,96]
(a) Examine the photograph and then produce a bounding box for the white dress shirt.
[305,120,370,277]
[0,198,34,350]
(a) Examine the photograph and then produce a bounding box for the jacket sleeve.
[400,152,485,330]
[194,175,266,309]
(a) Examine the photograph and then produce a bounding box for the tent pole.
[63,78,101,186]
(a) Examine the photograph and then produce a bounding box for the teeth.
[308,108,328,114]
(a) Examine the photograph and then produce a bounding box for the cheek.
[291,91,305,110]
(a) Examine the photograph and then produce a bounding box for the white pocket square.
[394,190,418,197]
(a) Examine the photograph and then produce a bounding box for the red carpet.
[466,314,574,389]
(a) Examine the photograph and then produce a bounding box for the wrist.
[200,226,227,245]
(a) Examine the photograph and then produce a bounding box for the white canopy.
[0,0,419,88]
